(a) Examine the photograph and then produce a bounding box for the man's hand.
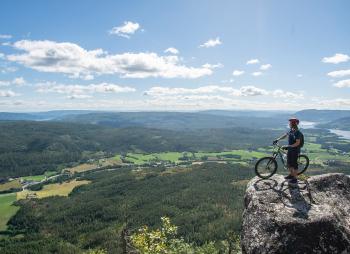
[273,139,278,145]
[282,145,289,150]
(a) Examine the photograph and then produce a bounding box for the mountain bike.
[255,142,309,179]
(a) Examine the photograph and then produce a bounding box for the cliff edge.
[241,173,350,254]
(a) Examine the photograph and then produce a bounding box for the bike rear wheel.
[297,154,309,175]
[255,157,278,179]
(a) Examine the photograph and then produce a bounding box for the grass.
[17,180,91,200]
[0,193,19,231]
[67,163,99,173]
[0,179,21,192]
[124,152,184,165]
[124,150,269,165]
[21,171,58,182]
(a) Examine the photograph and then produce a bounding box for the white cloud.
[199,37,222,48]
[7,40,212,79]
[36,82,136,98]
[260,64,272,70]
[144,85,235,96]
[246,59,260,65]
[202,63,223,69]
[232,70,244,76]
[252,71,262,76]
[164,47,179,54]
[0,53,4,59]
[0,34,12,39]
[322,53,350,64]
[0,90,17,97]
[271,89,304,99]
[333,79,350,88]
[109,21,140,38]
[232,86,268,96]
[67,94,93,99]
[0,77,26,86]
[327,69,350,78]
[297,74,303,78]
[144,85,303,100]
[0,80,10,86]
[12,77,26,86]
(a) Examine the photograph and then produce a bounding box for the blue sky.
[0,0,349,111]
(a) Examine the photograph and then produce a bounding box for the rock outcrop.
[241,173,350,254]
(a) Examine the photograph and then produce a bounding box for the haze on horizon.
[0,0,349,112]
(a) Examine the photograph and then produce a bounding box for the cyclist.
[273,118,302,183]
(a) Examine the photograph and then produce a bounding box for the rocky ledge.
[241,173,350,254]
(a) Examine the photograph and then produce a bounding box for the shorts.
[287,149,299,169]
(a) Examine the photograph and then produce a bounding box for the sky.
[0,0,349,112]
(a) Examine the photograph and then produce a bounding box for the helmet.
[288,117,300,125]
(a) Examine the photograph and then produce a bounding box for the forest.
[1,163,253,253]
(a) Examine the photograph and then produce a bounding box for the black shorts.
[287,149,299,169]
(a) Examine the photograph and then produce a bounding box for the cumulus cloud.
[7,40,212,79]
[199,37,222,48]
[231,86,268,96]
[260,64,272,70]
[271,89,304,99]
[232,70,244,76]
[322,53,350,64]
[144,85,235,96]
[0,90,17,97]
[333,79,350,88]
[252,71,262,76]
[202,63,223,69]
[144,85,303,100]
[327,69,350,78]
[109,21,140,38]
[12,77,26,86]
[246,59,260,65]
[164,47,179,54]
[0,34,12,39]
[36,82,136,99]
[0,80,9,86]
[0,77,26,86]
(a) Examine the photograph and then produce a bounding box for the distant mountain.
[59,111,287,130]
[199,110,291,118]
[295,109,350,123]
[0,110,96,121]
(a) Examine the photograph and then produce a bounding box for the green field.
[17,180,91,200]
[0,193,19,231]
[0,179,21,192]
[20,171,57,182]
[122,150,270,165]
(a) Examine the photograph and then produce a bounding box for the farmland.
[16,180,91,200]
[0,193,19,231]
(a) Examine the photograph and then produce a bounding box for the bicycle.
[255,141,309,179]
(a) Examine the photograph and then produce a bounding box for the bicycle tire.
[255,157,278,179]
[297,154,309,175]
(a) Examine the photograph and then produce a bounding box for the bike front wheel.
[255,157,278,179]
[297,154,309,175]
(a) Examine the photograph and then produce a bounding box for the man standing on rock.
[273,118,303,183]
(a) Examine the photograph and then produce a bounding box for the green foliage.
[131,217,241,254]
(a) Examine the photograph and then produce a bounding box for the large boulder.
[241,173,350,254]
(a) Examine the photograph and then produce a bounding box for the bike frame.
[272,144,288,169]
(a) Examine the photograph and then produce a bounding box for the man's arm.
[289,139,301,148]
[276,133,287,141]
